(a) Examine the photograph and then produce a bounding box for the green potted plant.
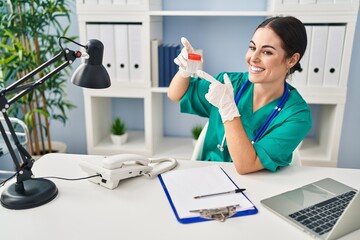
[110,117,128,145]
[191,124,203,146]
[0,0,76,155]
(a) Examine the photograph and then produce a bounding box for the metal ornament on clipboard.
[190,205,238,222]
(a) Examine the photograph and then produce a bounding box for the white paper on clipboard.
[160,165,255,219]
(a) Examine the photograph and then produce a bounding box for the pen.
[194,188,246,199]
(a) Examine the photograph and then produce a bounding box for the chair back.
[190,121,302,167]
[0,117,30,148]
[290,143,302,166]
[190,122,209,161]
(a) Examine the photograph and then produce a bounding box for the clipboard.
[158,165,258,224]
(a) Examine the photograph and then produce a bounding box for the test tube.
[187,53,202,74]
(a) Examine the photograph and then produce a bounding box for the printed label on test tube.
[187,53,202,74]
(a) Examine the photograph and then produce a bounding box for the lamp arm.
[1,48,79,105]
[0,112,33,183]
[0,48,81,184]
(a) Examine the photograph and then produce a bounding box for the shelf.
[149,10,273,17]
[88,131,147,156]
[152,86,347,104]
[151,87,168,93]
[293,86,347,104]
[300,138,336,167]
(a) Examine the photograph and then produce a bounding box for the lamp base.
[1,178,58,210]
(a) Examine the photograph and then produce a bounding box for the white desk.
[1,153,360,240]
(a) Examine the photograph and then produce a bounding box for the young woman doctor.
[168,16,312,174]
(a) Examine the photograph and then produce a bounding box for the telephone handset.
[102,154,150,170]
[79,153,177,189]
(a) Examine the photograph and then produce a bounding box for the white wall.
[337,11,360,169]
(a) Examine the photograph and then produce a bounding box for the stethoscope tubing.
[218,79,289,151]
[252,83,289,143]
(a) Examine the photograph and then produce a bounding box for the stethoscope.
[217,79,290,152]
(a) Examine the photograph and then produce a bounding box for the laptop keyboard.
[288,190,356,236]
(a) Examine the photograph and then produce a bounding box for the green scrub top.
[180,72,312,172]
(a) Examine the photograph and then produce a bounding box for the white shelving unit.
[76,0,359,165]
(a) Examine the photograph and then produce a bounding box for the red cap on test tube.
[188,53,202,61]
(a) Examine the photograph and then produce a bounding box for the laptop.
[261,178,360,240]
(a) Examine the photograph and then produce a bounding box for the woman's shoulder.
[287,83,307,105]
[286,83,312,119]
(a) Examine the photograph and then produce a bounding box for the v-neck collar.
[238,82,283,123]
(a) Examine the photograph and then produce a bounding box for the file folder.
[114,24,130,82]
[163,44,171,87]
[170,44,180,84]
[307,25,328,87]
[87,24,118,81]
[158,44,165,87]
[128,24,143,83]
[151,39,162,87]
[292,25,312,86]
[158,165,258,224]
[87,23,116,82]
[86,23,100,41]
[323,25,345,87]
[100,24,116,82]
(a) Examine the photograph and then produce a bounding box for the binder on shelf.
[292,25,312,86]
[323,25,345,87]
[163,44,171,87]
[87,23,115,82]
[128,24,143,83]
[158,44,165,87]
[158,165,258,224]
[86,23,100,42]
[307,25,328,87]
[151,39,162,87]
[170,44,180,84]
[114,24,130,82]
[100,24,116,82]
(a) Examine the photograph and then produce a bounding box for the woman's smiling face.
[245,27,291,85]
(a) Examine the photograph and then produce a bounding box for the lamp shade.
[71,39,111,89]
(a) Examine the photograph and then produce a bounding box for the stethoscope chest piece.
[217,144,224,152]
[217,135,226,152]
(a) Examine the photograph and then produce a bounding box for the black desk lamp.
[0,37,111,210]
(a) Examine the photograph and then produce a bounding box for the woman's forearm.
[224,118,264,174]
[167,72,191,103]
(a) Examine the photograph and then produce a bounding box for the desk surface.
[1,153,360,240]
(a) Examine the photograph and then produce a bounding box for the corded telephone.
[79,154,177,189]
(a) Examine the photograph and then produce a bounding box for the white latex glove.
[197,70,240,123]
[174,37,197,78]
